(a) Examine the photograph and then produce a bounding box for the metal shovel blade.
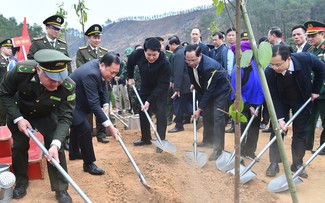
[151,140,177,153]
[185,150,207,168]
[216,151,236,172]
[268,175,303,193]
[228,164,257,184]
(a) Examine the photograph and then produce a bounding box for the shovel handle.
[111,112,129,128]
[27,129,92,203]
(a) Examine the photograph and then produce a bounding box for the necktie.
[193,68,201,87]
[50,41,54,47]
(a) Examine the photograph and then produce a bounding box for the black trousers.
[173,93,192,129]
[139,93,167,142]
[70,117,96,164]
[8,115,68,191]
[202,92,228,151]
[269,100,311,166]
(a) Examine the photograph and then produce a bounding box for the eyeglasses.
[185,57,199,63]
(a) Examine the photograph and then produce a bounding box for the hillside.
[68,7,217,59]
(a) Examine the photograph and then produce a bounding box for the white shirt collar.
[296,41,307,53]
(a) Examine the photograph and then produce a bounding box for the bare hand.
[171,91,180,99]
[278,119,288,132]
[249,106,258,117]
[46,145,60,164]
[108,125,120,141]
[311,93,319,101]
[192,109,201,121]
[141,101,150,112]
[128,79,135,86]
[17,119,33,137]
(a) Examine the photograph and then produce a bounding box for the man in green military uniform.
[305,20,325,155]
[0,49,75,203]
[75,24,110,143]
[0,39,13,125]
[27,15,72,74]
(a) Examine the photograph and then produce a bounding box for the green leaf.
[215,1,225,15]
[240,50,253,68]
[239,99,244,112]
[238,113,248,122]
[258,42,272,69]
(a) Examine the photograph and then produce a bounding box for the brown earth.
[11,119,325,203]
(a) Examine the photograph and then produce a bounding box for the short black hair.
[272,45,291,61]
[100,53,120,66]
[291,25,307,33]
[258,36,268,45]
[212,31,224,39]
[226,27,236,35]
[184,44,201,57]
[143,37,161,52]
[168,35,180,45]
[269,26,283,38]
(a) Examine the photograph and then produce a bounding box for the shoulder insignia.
[57,39,66,44]
[17,66,36,73]
[67,93,76,101]
[50,96,61,102]
[79,46,88,50]
[99,46,108,51]
[166,50,173,54]
[33,37,44,41]
[62,77,75,92]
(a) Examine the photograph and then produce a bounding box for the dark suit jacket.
[70,59,108,125]
[198,42,210,56]
[187,55,230,110]
[265,52,325,119]
[294,42,311,53]
[172,45,191,94]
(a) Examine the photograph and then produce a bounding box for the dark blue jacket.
[172,45,191,94]
[265,52,325,119]
[187,55,230,110]
[70,59,108,125]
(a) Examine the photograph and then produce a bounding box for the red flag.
[15,17,31,61]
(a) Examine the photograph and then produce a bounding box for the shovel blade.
[268,175,303,193]
[151,140,177,153]
[229,164,257,184]
[185,151,207,168]
[216,151,235,172]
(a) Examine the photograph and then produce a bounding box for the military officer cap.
[241,32,249,40]
[85,24,102,36]
[124,47,134,57]
[43,15,64,29]
[304,20,325,35]
[34,49,71,81]
[0,39,13,47]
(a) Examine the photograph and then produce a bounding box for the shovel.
[111,112,129,129]
[185,89,207,167]
[27,129,92,203]
[116,133,150,189]
[268,140,325,192]
[229,97,311,184]
[132,85,176,153]
[216,106,260,172]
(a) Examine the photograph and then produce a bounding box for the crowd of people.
[0,13,325,203]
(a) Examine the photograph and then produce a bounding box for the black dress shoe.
[63,142,69,151]
[83,163,105,175]
[196,142,213,148]
[168,127,184,133]
[259,123,267,129]
[225,127,234,133]
[291,164,308,178]
[133,140,152,146]
[156,147,163,153]
[312,146,325,155]
[208,150,222,161]
[182,119,191,124]
[13,183,29,199]
[69,153,83,160]
[262,127,272,133]
[55,190,72,203]
[167,120,173,126]
[266,163,279,177]
[97,137,109,143]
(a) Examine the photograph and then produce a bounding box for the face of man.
[46,25,61,40]
[1,46,12,57]
[88,35,101,48]
[185,51,201,69]
[270,55,291,73]
[168,43,177,52]
[307,32,324,47]
[267,31,276,45]
[191,28,201,44]
[226,31,236,45]
[100,62,120,81]
[37,67,63,91]
[144,49,160,63]
[212,35,223,47]
[292,28,306,46]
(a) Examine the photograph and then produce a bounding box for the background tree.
[74,0,88,45]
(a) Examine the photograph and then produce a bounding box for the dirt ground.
[11,118,325,203]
